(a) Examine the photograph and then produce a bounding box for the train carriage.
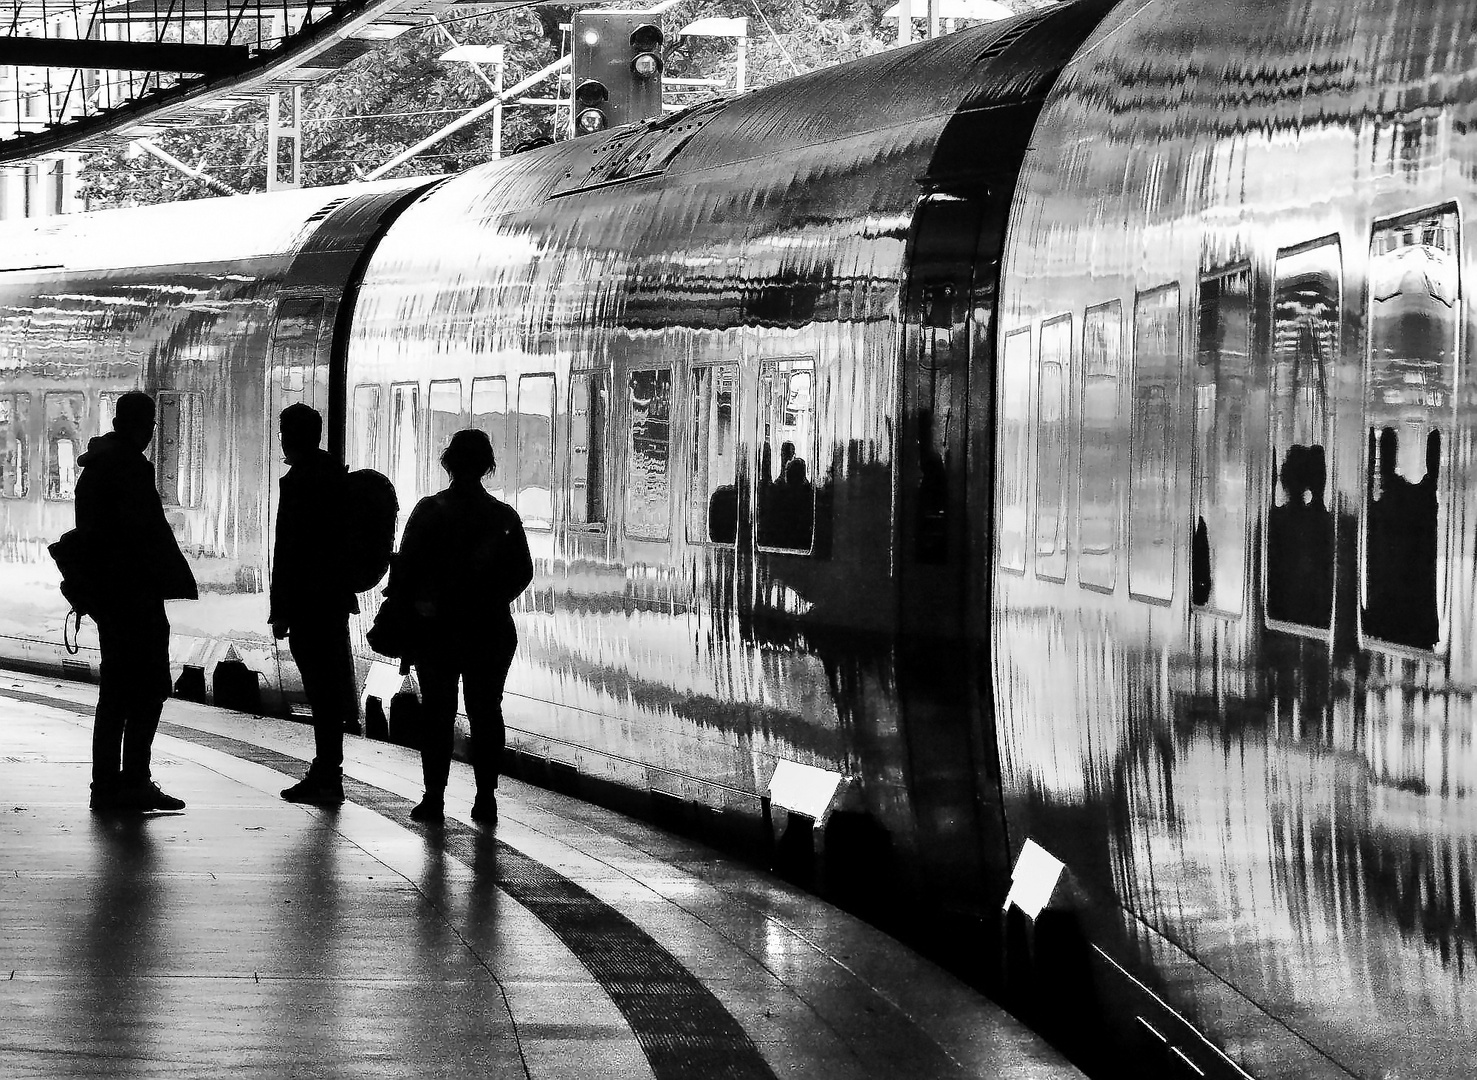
[4,0,1477,1076]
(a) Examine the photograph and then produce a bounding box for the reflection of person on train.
[1267,443,1332,627]
[759,443,814,549]
[1364,427,1439,648]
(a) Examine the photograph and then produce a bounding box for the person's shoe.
[470,794,497,825]
[114,779,186,812]
[409,796,444,824]
[89,782,119,813]
[281,772,344,805]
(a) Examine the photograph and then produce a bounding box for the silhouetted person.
[1365,426,1440,648]
[1267,444,1332,627]
[271,403,359,805]
[76,391,197,812]
[387,429,532,825]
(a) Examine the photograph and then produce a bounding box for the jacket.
[386,483,532,637]
[74,431,198,609]
[269,447,360,626]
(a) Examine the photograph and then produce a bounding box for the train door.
[896,192,990,915]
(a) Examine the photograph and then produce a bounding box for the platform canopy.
[0,0,536,164]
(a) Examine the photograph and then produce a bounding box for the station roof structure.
[0,0,534,163]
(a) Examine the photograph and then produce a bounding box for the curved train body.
[0,0,1473,1075]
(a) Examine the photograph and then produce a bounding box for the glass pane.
[688,365,738,544]
[389,384,419,529]
[351,384,381,470]
[1362,208,1458,650]
[428,379,463,484]
[569,371,608,527]
[1034,316,1071,581]
[627,368,672,540]
[43,392,84,501]
[756,360,816,552]
[470,377,507,500]
[1129,285,1181,603]
[155,391,202,508]
[1077,304,1121,591]
[998,329,1031,573]
[0,393,29,498]
[517,374,554,530]
[1267,241,1339,631]
[1192,269,1250,615]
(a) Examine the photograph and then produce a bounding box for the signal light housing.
[574,79,609,134]
[630,24,663,80]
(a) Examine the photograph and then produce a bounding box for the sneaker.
[470,794,497,825]
[281,773,344,805]
[409,796,444,824]
[115,779,186,812]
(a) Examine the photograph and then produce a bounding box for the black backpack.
[342,469,398,593]
[48,528,101,618]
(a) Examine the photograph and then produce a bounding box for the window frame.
[625,364,674,543]
[568,368,610,532]
[688,362,740,546]
[470,375,509,501]
[350,383,383,472]
[997,328,1033,575]
[516,372,556,532]
[153,389,204,509]
[0,390,31,500]
[1127,283,1183,607]
[1191,264,1252,619]
[426,378,465,491]
[753,356,820,556]
[1033,314,1073,583]
[1075,301,1124,594]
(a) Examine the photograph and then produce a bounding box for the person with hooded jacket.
[386,428,532,825]
[75,391,197,812]
[270,403,359,805]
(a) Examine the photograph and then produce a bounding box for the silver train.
[0,0,1470,1075]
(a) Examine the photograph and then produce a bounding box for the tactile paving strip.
[1,686,777,1080]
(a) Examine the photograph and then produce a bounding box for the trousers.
[92,598,171,789]
[287,615,356,773]
[415,627,516,796]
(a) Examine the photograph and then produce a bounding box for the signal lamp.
[574,79,609,134]
[630,23,664,79]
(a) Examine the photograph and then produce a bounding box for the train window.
[1192,267,1250,616]
[427,380,463,486]
[351,385,381,470]
[998,329,1031,573]
[155,391,203,508]
[1076,303,1122,592]
[1034,315,1072,582]
[756,359,816,553]
[1128,285,1181,604]
[42,392,84,501]
[1361,207,1458,651]
[471,377,508,501]
[0,392,29,498]
[569,371,608,528]
[516,374,554,530]
[626,368,672,541]
[689,364,738,544]
[1266,239,1340,633]
[389,383,419,519]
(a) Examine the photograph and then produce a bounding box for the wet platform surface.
[0,670,1084,1079]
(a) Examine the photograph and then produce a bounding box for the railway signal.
[570,11,665,133]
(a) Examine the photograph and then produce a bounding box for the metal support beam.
[0,38,250,73]
[364,54,567,180]
[266,87,301,190]
[133,139,240,196]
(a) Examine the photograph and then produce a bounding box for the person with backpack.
[271,403,359,805]
[386,428,532,825]
[75,391,198,812]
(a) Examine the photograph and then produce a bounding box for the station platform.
[0,670,1084,1080]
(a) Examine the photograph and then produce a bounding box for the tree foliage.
[77,0,1052,208]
